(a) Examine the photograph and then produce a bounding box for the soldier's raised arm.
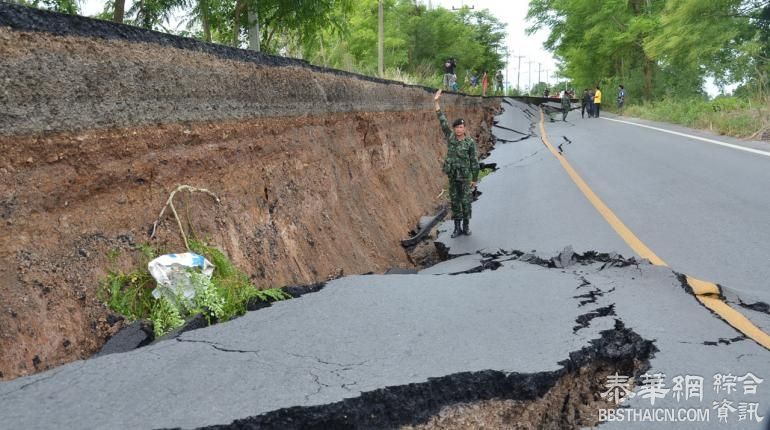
[434,89,452,139]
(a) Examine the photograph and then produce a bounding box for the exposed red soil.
[0,108,497,380]
[0,20,498,380]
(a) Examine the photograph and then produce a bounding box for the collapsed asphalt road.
[1,100,769,429]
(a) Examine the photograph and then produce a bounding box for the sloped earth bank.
[0,4,499,380]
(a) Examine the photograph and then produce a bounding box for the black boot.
[462,219,471,236]
[451,220,462,238]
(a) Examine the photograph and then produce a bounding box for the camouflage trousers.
[448,179,472,220]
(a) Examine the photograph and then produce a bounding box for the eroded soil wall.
[0,4,498,379]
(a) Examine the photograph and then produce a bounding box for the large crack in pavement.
[183,322,655,430]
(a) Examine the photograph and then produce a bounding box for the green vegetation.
[302,1,506,86]
[477,167,494,182]
[527,0,769,137]
[188,239,289,320]
[99,241,289,337]
[622,97,765,138]
[98,244,159,321]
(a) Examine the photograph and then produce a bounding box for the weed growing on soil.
[150,296,185,338]
[188,239,290,321]
[477,168,494,182]
[98,246,159,321]
[99,241,290,337]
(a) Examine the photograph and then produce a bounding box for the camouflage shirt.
[437,110,479,182]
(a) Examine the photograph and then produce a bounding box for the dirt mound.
[0,6,499,380]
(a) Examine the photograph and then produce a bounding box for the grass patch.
[477,167,494,182]
[99,241,289,337]
[188,239,290,322]
[97,245,160,321]
[621,96,768,138]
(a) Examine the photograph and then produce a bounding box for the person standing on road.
[561,91,571,121]
[481,71,489,96]
[593,85,602,118]
[434,89,479,238]
[617,85,625,111]
[581,89,591,118]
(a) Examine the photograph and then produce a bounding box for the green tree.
[528,0,770,104]
[302,1,505,85]
[19,0,79,14]
[127,0,185,30]
[528,0,665,102]
[645,0,769,98]
[229,0,352,52]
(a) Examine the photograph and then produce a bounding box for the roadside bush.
[622,96,767,138]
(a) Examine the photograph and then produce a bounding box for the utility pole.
[538,63,542,85]
[378,0,384,76]
[527,60,533,93]
[505,49,510,93]
[515,55,525,92]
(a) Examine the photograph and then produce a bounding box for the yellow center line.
[538,109,770,350]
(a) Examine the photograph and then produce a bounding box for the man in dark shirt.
[443,58,457,90]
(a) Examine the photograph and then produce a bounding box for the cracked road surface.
[1,99,769,429]
[540,111,770,310]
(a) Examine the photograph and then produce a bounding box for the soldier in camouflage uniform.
[434,89,479,238]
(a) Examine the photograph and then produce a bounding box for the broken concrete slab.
[0,262,652,429]
[384,267,419,275]
[93,320,153,357]
[418,254,484,275]
[582,264,770,429]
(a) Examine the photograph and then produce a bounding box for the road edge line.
[601,117,770,158]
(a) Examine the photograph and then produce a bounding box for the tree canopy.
[301,1,506,80]
[527,0,770,101]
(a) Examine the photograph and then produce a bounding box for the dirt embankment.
[0,5,499,380]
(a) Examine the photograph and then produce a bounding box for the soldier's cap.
[452,118,465,127]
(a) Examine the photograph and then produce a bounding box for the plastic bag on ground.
[148,253,215,303]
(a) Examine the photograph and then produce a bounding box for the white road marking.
[601,117,770,158]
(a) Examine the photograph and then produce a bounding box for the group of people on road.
[579,85,624,119]
[443,57,505,96]
[580,86,603,118]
